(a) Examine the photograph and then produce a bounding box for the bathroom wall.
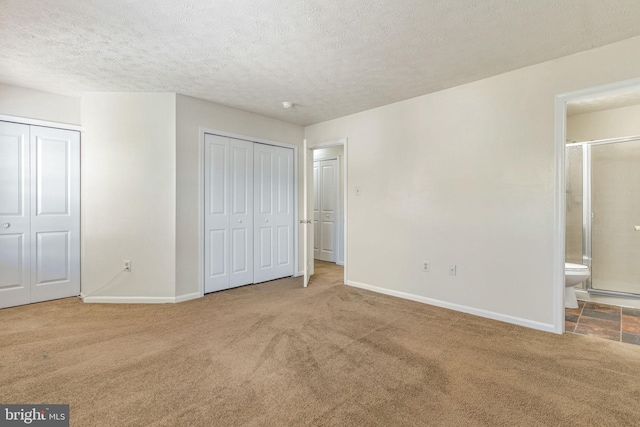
[567,104,640,294]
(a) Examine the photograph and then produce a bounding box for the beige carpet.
[2,261,640,426]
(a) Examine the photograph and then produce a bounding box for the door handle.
[238,219,243,223]
[264,219,269,223]
[1,223,9,228]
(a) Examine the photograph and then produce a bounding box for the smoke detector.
[282,101,294,109]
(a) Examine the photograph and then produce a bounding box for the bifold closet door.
[254,143,294,283]
[204,134,254,293]
[0,122,31,308]
[0,122,80,309]
[30,126,80,303]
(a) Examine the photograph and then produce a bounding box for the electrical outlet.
[423,261,430,272]
[355,186,361,196]
[449,264,456,276]
[124,260,131,272]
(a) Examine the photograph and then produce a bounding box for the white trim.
[80,292,201,304]
[308,138,348,285]
[198,127,299,297]
[566,134,640,147]
[336,261,344,266]
[175,292,201,303]
[554,76,640,335]
[0,114,83,131]
[81,295,175,304]
[346,280,556,333]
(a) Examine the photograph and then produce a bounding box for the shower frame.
[566,134,640,299]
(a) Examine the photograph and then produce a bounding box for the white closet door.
[318,159,338,262]
[204,134,230,293]
[313,161,320,259]
[0,122,31,309]
[254,143,294,283]
[29,126,80,303]
[204,134,254,293]
[229,138,253,288]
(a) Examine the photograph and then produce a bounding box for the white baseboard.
[80,292,202,304]
[345,280,556,333]
[175,292,201,303]
[336,261,345,266]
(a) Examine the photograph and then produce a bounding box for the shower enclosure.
[566,135,640,298]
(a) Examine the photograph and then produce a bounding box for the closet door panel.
[273,147,294,277]
[204,134,230,293]
[30,126,80,303]
[254,143,294,283]
[254,144,275,282]
[0,121,30,308]
[229,138,253,288]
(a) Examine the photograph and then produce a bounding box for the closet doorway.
[202,131,297,294]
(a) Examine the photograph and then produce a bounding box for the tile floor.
[566,300,640,345]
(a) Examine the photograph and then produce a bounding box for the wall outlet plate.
[423,261,430,272]
[449,265,456,276]
[124,260,131,272]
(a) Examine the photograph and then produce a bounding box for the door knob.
[1,223,9,228]
[264,219,269,223]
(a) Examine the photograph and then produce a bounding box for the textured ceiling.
[3,1,640,126]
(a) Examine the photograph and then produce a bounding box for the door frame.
[554,76,640,334]
[306,138,348,286]
[199,128,299,297]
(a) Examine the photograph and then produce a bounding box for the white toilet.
[565,263,590,308]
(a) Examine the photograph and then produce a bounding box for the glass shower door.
[565,146,584,266]
[591,140,640,295]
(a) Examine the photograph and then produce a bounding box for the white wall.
[313,146,345,265]
[304,35,640,330]
[568,103,640,141]
[81,93,177,300]
[0,83,80,125]
[175,95,304,297]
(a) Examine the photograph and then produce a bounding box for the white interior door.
[315,158,338,262]
[254,143,294,283]
[302,140,311,287]
[29,125,80,303]
[0,122,31,309]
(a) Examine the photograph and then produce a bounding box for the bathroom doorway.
[555,77,640,335]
